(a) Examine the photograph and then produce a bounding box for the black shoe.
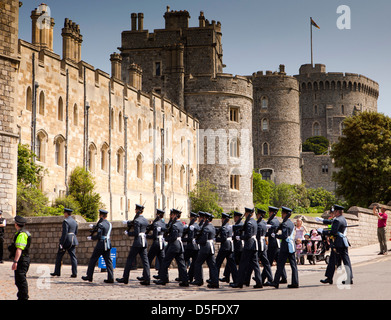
[154,279,167,285]
[50,273,60,277]
[342,280,353,285]
[175,277,181,282]
[137,276,145,281]
[264,281,278,289]
[70,274,77,278]
[179,282,189,287]
[320,278,333,285]
[81,276,92,282]
[140,280,150,286]
[287,284,299,288]
[206,279,212,284]
[219,277,229,283]
[190,281,204,286]
[229,283,243,288]
[153,275,160,280]
[280,278,288,284]
[116,278,129,284]
[207,283,219,289]
[104,279,114,283]
[253,283,263,289]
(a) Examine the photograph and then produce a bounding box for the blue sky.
[18,0,391,116]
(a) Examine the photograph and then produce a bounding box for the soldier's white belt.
[227,237,234,252]
[192,238,200,250]
[252,235,258,251]
[177,237,184,252]
[139,232,146,248]
[157,235,164,250]
[260,236,265,251]
[207,239,215,254]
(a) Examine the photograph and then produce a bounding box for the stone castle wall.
[251,67,302,185]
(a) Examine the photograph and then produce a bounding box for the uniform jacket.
[147,218,166,241]
[232,221,244,252]
[92,219,112,251]
[183,219,200,251]
[241,217,258,251]
[256,218,267,251]
[266,216,280,248]
[128,215,149,248]
[216,222,233,252]
[60,216,79,249]
[165,219,185,254]
[275,219,294,253]
[196,221,215,255]
[330,215,348,248]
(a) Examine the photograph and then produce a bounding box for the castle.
[0,2,379,220]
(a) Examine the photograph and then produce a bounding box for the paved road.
[0,242,390,301]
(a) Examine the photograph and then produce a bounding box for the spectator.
[373,205,388,255]
[294,218,307,241]
[310,229,322,253]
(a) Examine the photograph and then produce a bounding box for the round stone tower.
[184,73,254,212]
[295,64,379,144]
[251,65,302,185]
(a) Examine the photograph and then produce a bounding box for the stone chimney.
[110,53,122,80]
[131,13,137,31]
[138,13,144,30]
[31,3,55,51]
[128,63,142,90]
[199,11,205,27]
[62,18,83,62]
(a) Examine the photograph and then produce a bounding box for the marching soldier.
[221,211,243,283]
[192,212,219,288]
[9,216,31,300]
[183,211,200,282]
[51,208,78,278]
[215,212,238,284]
[230,207,262,289]
[263,206,288,285]
[154,208,189,287]
[82,209,114,283]
[117,204,151,285]
[267,206,299,289]
[146,208,166,276]
[245,208,273,285]
[320,204,353,285]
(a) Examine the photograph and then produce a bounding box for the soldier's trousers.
[265,245,287,281]
[86,247,114,281]
[123,245,150,281]
[247,249,273,284]
[223,250,241,280]
[194,250,219,285]
[216,249,238,283]
[236,249,262,285]
[158,247,188,283]
[273,250,299,286]
[54,246,77,276]
[15,255,30,300]
[148,241,165,271]
[184,249,198,281]
[325,247,353,282]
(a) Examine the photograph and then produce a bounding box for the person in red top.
[373,205,388,255]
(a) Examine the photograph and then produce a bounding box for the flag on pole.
[311,17,320,29]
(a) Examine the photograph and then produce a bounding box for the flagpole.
[310,17,313,66]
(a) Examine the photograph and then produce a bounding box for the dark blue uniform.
[53,215,78,276]
[85,219,114,282]
[193,220,219,287]
[147,218,166,271]
[183,217,200,282]
[223,216,243,281]
[120,214,151,283]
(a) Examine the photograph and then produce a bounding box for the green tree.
[68,166,103,221]
[331,111,391,207]
[253,171,274,206]
[302,136,330,155]
[17,143,45,187]
[189,179,223,217]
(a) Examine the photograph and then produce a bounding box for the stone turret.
[31,3,55,51]
[61,18,83,62]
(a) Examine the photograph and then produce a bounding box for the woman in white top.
[294,218,307,240]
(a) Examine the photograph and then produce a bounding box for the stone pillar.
[110,52,122,80]
[128,63,143,91]
[0,0,21,217]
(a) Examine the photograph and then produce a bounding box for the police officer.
[221,211,243,283]
[230,207,262,289]
[192,212,219,288]
[267,206,299,289]
[320,205,353,285]
[146,208,166,277]
[9,215,31,300]
[245,208,273,285]
[263,206,288,285]
[0,210,6,263]
[117,204,151,285]
[215,212,238,284]
[82,209,114,283]
[183,211,200,283]
[51,208,78,278]
[154,208,189,287]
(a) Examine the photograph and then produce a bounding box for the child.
[310,229,322,253]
